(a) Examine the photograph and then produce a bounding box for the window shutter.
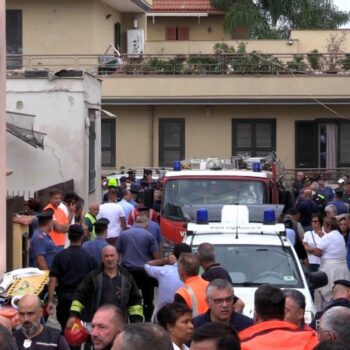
[166,27,177,40]
[295,121,317,168]
[178,27,189,40]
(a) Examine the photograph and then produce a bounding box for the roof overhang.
[147,12,209,23]
[100,0,151,12]
[101,109,118,118]
[147,12,209,17]
[102,98,350,106]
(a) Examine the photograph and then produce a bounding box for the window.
[159,118,185,167]
[166,27,189,41]
[163,179,266,221]
[101,119,116,167]
[88,110,96,193]
[232,119,276,157]
[6,9,22,69]
[296,120,350,168]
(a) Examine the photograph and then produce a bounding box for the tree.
[211,0,350,39]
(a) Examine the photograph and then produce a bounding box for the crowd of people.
[289,172,350,309]
[3,169,350,349]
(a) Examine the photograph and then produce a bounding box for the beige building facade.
[5,0,350,174]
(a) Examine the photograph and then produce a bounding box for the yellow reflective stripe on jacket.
[85,212,96,239]
[128,305,143,317]
[70,300,84,313]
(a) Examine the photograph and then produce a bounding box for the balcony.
[7,52,350,75]
[6,53,350,104]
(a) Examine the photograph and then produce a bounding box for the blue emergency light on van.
[252,162,261,172]
[264,208,276,224]
[173,160,181,171]
[196,208,209,224]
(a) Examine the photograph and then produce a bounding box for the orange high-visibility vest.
[44,203,68,246]
[176,276,209,317]
[240,320,318,350]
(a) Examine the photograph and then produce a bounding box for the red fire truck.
[160,156,287,244]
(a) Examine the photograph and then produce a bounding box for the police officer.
[47,224,97,331]
[82,219,109,264]
[30,209,57,270]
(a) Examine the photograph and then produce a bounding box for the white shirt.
[303,230,322,264]
[317,230,347,259]
[144,263,183,314]
[58,202,75,224]
[172,343,189,350]
[97,202,125,238]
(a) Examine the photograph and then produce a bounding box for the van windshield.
[195,244,303,288]
[162,179,266,221]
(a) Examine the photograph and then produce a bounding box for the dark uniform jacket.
[70,264,143,322]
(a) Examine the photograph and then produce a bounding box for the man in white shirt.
[97,189,127,245]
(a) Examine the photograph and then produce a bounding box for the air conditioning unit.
[127,29,144,56]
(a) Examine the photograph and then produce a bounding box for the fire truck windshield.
[162,179,266,221]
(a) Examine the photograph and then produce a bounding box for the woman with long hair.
[338,216,350,245]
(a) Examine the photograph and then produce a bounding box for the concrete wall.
[103,104,350,170]
[144,39,299,55]
[145,29,350,55]
[6,73,102,203]
[291,30,350,53]
[147,15,230,42]
[101,75,350,100]
[6,0,124,54]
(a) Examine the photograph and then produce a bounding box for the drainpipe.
[0,0,7,274]
[150,105,154,166]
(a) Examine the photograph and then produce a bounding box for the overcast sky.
[334,0,350,11]
[334,0,350,28]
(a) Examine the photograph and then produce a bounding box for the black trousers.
[127,268,158,322]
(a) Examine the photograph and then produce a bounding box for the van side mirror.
[307,271,328,290]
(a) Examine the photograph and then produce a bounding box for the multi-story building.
[6,0,350,174]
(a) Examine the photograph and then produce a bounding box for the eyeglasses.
[312,220,319,223]
[211,296,234,305]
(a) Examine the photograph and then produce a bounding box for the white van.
[184,205,327,323]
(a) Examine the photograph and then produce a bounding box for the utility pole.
[0,0,7,274]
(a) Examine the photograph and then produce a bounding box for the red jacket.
[239,320,318,350]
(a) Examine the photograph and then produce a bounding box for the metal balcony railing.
[6,53,350,76]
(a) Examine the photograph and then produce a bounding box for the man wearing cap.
[97,189,127,246]
[85,202,99,240]
[128,191,158,226]
[82,219,109,264]
[47,224,98,331]
[311,279,350,330]
[141,169,156,189]
[127,170,137,185]
[328,189,349,215]
[129,183,141,208]
[30,209,58,270]
[103,178,118,203]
